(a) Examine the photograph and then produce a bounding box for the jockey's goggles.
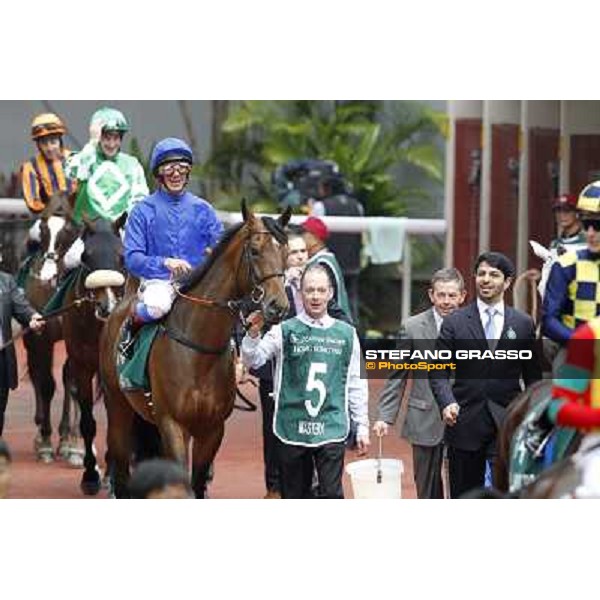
[581,218,600,232]
[160,162,192,176]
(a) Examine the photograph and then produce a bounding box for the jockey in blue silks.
[120,137,223,351]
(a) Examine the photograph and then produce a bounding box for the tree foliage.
[199,100,445,216]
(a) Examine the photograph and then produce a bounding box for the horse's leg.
[132,413,163,464]
[191,424,225,499]
[157,415,189,466]
[57,357,72,460]
[105,393,135,499]
[71,367,101,495]
[26,336,55,463]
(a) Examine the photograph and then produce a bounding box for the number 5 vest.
[274,317,354,446]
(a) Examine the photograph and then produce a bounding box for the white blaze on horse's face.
[39,216,66,282]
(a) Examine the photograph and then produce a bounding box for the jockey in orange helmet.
[21,113,76,214]
[19,113,77,257]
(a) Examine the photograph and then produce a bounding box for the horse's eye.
[250,246,261,258]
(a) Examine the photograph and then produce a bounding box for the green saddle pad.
[42,268,81,314]
[118,323,161,393]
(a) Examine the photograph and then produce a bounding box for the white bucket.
[345,458,404,499]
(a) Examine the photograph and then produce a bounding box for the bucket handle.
[377,434,383,484]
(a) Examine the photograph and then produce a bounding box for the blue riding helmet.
[150,138,194,174]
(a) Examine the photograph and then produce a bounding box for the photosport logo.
[360,338,540,380]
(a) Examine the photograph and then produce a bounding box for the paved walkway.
[3,341,416,499]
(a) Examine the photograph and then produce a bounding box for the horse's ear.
[41,193,60,221]
[58,192,75,221]
[241,198,252,223]
[81,211,96,233]
[278,205,292,229]
[114,211,128,235]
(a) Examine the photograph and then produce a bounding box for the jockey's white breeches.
[138,279,177,319]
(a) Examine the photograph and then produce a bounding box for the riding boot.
[119,315,144,359]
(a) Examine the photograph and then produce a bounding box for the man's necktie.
[484,306,497,350]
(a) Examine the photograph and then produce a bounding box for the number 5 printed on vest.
[305,362,327,418]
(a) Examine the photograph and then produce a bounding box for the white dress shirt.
[476,297,505,339]
[432,308,444,334]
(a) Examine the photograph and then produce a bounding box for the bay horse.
[99,201,291,498]
[21,194,82,463]
[61,214,127,494]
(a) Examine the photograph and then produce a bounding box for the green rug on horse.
[42,268,81,315]
[118,323,161,393]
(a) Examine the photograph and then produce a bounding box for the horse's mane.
[180,222,245,293]
[179,216,288,293]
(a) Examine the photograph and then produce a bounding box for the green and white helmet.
[90,107,129,134]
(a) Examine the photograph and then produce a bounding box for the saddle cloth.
[117,323,160,393]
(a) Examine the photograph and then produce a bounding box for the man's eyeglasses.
[161,162,192,176]
[581,218,600,232]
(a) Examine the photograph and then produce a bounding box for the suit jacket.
[0,271,36,390]
[429,301,542,451]
[377,308,444,446]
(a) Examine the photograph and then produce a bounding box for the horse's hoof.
[57,439,71,460]
[33,433,44,452]
[37,449,54,464]
[67,450,84,468]
[80,477,101,496]
[36,437,54,463]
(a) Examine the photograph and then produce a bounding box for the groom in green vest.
[242,263,370,498]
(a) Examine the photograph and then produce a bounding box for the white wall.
[486,100,520,124]
[563,101,600,134]
[526,100,560,129]
[449,100,482,119]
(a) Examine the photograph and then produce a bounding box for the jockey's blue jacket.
[124,188,224,280]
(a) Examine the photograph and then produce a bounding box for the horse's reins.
[0,296,93,352]
[173,230,285,313]
[164,228,285,354]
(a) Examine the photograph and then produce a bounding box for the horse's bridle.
[168,227,286,354]
[174,229,286,313]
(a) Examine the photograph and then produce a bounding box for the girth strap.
[160,325,231,355]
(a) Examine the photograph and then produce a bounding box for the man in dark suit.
[429,252,542,498]
[0,271,45,437]
[374,267,466,499]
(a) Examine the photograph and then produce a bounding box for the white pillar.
[479,101,492,252]
[401,235,412,323]
[559,100,570,194]
[444,101,456,267]
[517,100,529,277]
